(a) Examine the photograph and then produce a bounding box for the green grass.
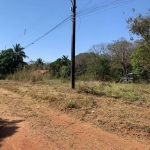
[76,81,150,102]
[65,101,78,109]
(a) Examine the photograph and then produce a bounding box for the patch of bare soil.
[0,81,150,150]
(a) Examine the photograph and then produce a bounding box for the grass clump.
[142,125,150,133]
[77,84,104,96]
[65,101,78,109]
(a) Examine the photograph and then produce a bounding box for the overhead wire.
[76,0,136,18]
[77,0,108,14]
[78,0,93,12]
[24,0,136,49]
[77,0,127,14]
[24,15,71,48]
[7,0,67,46]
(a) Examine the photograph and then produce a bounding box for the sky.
[0,0,150,63]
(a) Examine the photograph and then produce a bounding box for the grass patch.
[76,81,150,102]
[77,84,104,96]
[142,125,150,133]
[65,101,78,109]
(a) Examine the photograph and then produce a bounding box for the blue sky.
[0,0,150,62]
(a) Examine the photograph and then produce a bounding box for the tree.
[13,44,28,65]
[50,56,70,78]
[86,52,110,80]
[89,43,109,55]
[60,66,70,78]
[0,49,16,75]
[131,45,150,79]
[35,58,44,69]
[127,11,150,80]
[0,44,27,76]
[108,38,133,76]
[127,11,150,45]
[75,53,90,76]
[85,43,111,80]
[61,55,70,66]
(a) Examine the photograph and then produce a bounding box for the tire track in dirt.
[0,88,150,150]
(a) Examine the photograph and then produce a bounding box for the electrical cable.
[23,0,136,49]
[77,0,136,18]
[7,0,67,46]
[78,0,93,12]
[24,15,71,48]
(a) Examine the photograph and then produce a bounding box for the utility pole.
[71,0,76,89]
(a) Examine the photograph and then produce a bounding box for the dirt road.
[0,87,150,150]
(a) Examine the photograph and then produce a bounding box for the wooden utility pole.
[71,0,76,89]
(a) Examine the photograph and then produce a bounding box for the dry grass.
[6,66,52,82]
[0,79,150,143]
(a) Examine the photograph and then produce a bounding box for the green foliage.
[65,101,78,109]
[131,45,150,71]
[86,52,110,80]
[131,45,150,80]
[30,58,45,69]
[108,38,133,77]
[0,49,17,75]
[0,44,27,76]
[50,55,70,78]
[60,66,70,78]
[50,58,61,77]
[75,53,90,76]
[127,12,150,45]
[35,58,44,67]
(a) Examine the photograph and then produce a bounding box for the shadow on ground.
[0,118,23,147]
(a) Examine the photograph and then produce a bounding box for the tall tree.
[89,43,109,55]
[87,53,110,80]
[0,44,27,76]
[127,11,150,80]
[127,11,150,45]
[0,49,16,75]
[108,38,133,76]
[13,44,28,66]
[75,53,90,76]
[85,43,111,80]
[131,45,150,76]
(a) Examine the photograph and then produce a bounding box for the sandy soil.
[0,87,150,150]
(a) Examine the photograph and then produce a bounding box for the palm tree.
[13,44,28,59]
[35,58,44,69]
[13,44,28,66]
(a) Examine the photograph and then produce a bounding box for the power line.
[24,16,71,48]
[23,0,136,49]
[77,0,136,17]
[78,0,93,11]
[7,0,67,46]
